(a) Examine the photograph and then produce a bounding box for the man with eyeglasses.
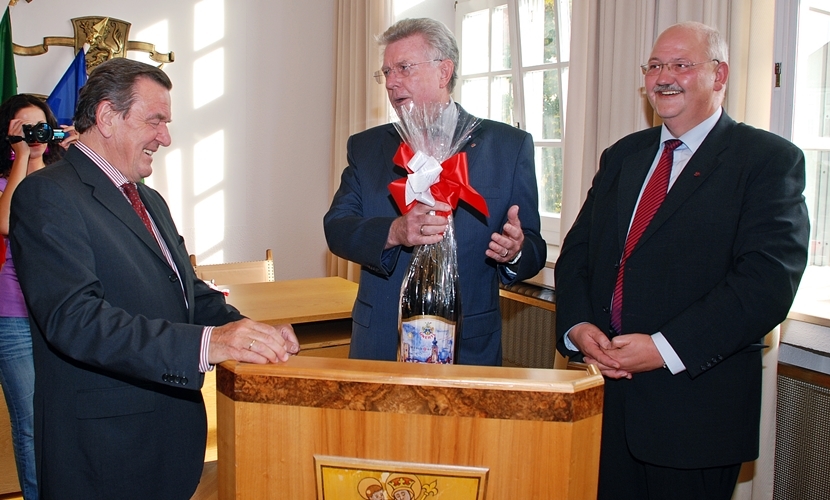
[555,21,809,499]
[324,18,546,366]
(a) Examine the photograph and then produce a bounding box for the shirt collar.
[74,140,132,188]
[660,107,722,154]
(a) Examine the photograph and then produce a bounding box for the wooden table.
[222,277,358,356]
[202,277,359,463]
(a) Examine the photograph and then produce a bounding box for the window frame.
[455,0,570,259]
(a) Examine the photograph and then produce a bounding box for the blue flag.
[46,49,87,126]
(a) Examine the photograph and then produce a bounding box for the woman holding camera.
[0,94,76,499]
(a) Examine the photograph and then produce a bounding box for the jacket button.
[182,377,189,385]
[602,306,610,313]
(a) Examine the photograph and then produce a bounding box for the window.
[456,0,571,256]
[773,0,830,267]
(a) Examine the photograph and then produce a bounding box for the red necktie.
[122,182,155,236]
[610,139,682,334]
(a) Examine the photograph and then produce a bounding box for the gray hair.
[671,21,729,63]
[74,58,172,133]
[378,18,459,92]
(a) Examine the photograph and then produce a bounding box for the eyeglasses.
[373,59,442,84]
[640,59,719,76]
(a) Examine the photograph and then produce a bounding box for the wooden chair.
[190,249,274,285]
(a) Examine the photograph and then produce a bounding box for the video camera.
[22,123,68,143]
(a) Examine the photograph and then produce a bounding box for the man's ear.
[438,59,454,89]
[95,101,117,138]
[713,60,729,92]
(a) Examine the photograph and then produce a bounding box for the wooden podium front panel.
[217,357,603,499]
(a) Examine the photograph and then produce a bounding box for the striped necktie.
[610,139,683,334]
[122,182,155,236]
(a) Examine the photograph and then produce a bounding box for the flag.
[46,48,87,126]
[0,7,17,103]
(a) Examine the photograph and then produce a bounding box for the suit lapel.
[617,138,660,250]
[68,148,168,264]
[629,113,736,254]
[139,185,194,311]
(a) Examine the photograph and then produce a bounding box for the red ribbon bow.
[388,142,489,217]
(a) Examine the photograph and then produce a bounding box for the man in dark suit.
[555,22,809,499]
[324,18,546,366]
[9,58,299,499]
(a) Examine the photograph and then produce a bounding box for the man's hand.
[569,323,631,379]
[605,333,666,374]
[487,205,524,263]
[386,201,451,249]
[208,318,299,365]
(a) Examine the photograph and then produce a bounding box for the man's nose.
[157,124,172,147]
[655,64,674,83]
[385,71,402,89]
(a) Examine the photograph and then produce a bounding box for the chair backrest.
[191,249,274,285]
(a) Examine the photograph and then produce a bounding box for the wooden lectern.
[217,357,603,499]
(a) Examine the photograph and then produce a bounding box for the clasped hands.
[208,318,300,365]
[569,323,666,379]
[386,201,524,264]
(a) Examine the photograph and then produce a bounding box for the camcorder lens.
[22,123,63,143]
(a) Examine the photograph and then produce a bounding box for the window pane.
[804,151,829,265]
[792,2,830,266]
[519,0,559,66]
[491,5,511,71]
[536,146,563,214]
[523,69,562,140]
[461,77,490,119]
[490,75,513,124]
[462,9,490,74]
[558,0,572,62]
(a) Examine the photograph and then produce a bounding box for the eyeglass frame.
[373,59,443,84]
[640,59,720,76]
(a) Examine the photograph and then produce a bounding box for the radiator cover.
[775,367,830,499]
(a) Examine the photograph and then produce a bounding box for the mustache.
[652,84,683,93]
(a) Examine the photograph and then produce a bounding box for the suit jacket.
[555,112,809,468]
[324,106,546,365]
[10,146,244,499]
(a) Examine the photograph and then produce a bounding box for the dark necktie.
[122,182,155,236]
[610,139,683,333]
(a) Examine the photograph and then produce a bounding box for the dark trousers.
[598,385,742,500]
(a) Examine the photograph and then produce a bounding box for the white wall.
[9,0,335,279]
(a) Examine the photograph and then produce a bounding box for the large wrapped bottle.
[398,214,460,364]
[388,102,487,365]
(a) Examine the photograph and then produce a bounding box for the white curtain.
[328,0,392,282]
[562,2,778,498]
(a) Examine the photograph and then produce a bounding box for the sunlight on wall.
[193,131,225,259]
[195,191,225,264]
[193,131,225,263]
[194,0,224,51]
[164,149,184,229]
[193,47,224,109]
[132,20,170,65]
[193,130,224,194]
[192,0,226,264]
